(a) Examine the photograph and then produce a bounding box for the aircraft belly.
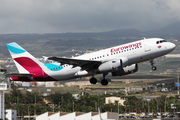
[47,67,80,80]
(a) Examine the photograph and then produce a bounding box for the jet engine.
[111,64,138,76]
[98,57,128,73]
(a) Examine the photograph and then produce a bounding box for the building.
[5,109,17,120]
[36,111,118,120]
[0,79,11,119]
[105,97,126,106]
[130,87,143,91]
[36,112,55,120]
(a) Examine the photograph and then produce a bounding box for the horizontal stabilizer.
[5,73,32,77]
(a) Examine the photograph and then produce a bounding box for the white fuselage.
[43,38,175,80]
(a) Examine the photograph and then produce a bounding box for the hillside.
[0,22,180,58]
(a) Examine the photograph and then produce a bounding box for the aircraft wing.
[48,57,102,70]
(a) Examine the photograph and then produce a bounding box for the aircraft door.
[144,40,151,52]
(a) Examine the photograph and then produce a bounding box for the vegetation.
[5,88,180,116]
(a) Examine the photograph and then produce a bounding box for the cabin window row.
[111,46,142,55]
[89,46,142,60]
[91,54,107,60]
[50,65,69,70]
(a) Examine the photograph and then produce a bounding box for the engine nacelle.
[98,57,128,73]
[111,64,138,76]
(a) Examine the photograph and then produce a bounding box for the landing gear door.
[144,40,151,52]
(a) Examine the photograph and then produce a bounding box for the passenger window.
[107,54,109,56]
[114,53,115,55]
[116,52,118,54]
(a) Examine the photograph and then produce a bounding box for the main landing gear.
[90,77,97,84]
[89,73,109,86]
[149,59,157,71]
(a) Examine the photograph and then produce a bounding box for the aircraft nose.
[170,42,176,50]
[171,43,176,50]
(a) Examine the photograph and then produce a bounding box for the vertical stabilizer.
[6,42,42,74]
[6,42,56,81]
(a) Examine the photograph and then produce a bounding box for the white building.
[48,112,68,120]
[105,97,126,106]
[76,112,92,120]
[0,79,11,119]
[60,112,76,120]
[5,109,17,120]
[36,111,118,120]
[36,112,55,120]
[49,112,60,120]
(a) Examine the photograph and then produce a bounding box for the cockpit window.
[157,40,167,44]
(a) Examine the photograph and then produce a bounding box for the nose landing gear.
[149,59,157,71]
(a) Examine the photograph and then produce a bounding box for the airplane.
[6,38,176,85]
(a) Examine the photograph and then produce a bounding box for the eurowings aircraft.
[6,38,175,85]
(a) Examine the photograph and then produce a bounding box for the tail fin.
[6,42,57,81]
[6,42,43,74]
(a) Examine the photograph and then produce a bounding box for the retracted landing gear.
[149,59,157,71]
[101,73,108,86]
